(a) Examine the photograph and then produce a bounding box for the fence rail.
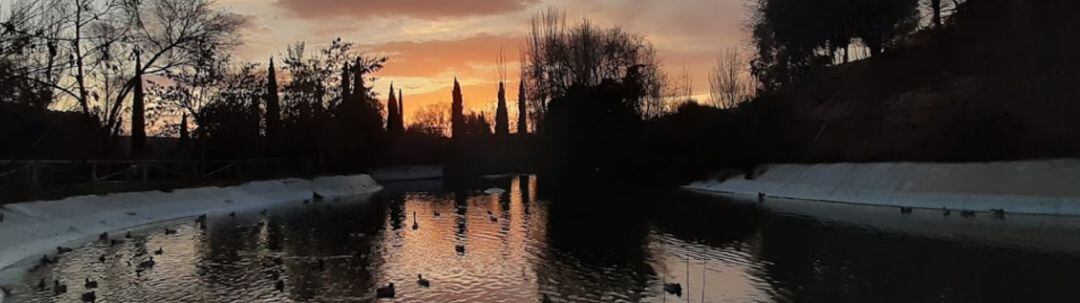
[0,159,285,201]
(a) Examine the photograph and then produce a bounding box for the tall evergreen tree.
[451,78,464,139]
[131,49,146,158]
[179,112,189,142]
[387,82,398,133]
[341,62,352,105]
[264,57,282,152]
[517,80,527,135]
[397,89,405,132]
[495,81,510,135]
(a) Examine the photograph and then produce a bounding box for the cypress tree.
[397,89,404,132]
[517,80,527,135]
[451,78,464,139]
[341,62,351,105]
[387,82,398,133]
[179,112,189,142]
[265,57,282,152]
[131,49,146,158]
[494,81,509,136]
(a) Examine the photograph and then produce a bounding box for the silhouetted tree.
[709,47,753,109]
[751,0,919,91]
[451,78,465,139]
[179,112,189,142]
[398,88,405,131]
[265,58,282,153]
[524,8,665,122]
[517,80,528,135]
[495,81,510,136]
[408,102,450,137]
[387,82,399,134]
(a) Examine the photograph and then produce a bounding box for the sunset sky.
[219,0,751,123]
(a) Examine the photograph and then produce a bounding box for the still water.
[6,175,1080,302]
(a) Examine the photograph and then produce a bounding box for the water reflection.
[7,175,1080,302]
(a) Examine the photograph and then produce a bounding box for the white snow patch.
[0,174,381,274]
[685,159,1080,216]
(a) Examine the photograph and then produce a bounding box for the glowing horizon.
[219,0,750,125]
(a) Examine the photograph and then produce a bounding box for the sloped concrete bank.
[0,174,382,275]
[686,159,1080,216]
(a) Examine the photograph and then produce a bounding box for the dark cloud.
[276,0,540,20]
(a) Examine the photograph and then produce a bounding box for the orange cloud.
[370,34,524,78]
[276,0,540,20]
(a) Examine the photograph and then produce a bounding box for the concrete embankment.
[0,174,382,274]
[686,159,1080,216]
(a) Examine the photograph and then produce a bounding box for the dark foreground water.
[7,175,1080,302]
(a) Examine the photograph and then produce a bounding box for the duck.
[315,258,326,271]
[663,282,682,297]
[57,246,73,254]
[138,257,156,269]
[274,279,285,292]
[489,216,498,223]
[37,278,46,291]
[261,209,268,216]
[53,280,67,295]
[39,254,52,266]
[229,212,236,218]
[164,227,178,235]
[757,192,765,203]
[433,210,441,217]
[942,207,951,216]
[455,245,466,254]
[125,231,132,239]
[98,232,109,242]
[417,274,430,288]
[960,210,976,218]
[990,209,1006,219]
[80,291,96,302]
[312,192,324,201]
[154,247,164,255]
[110,239,123,246]
[98,255,106,263]
[899,207,913,214]
[303,199,310,205]
[375,283,395,298]
[84,277,98,289]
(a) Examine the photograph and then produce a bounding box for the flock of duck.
[18,191,686,302]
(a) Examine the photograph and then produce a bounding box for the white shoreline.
[685,159,1080,216]
[0,174,382,281]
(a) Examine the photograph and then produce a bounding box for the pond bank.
[0,174,382,276]
[686,159,1080,216]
